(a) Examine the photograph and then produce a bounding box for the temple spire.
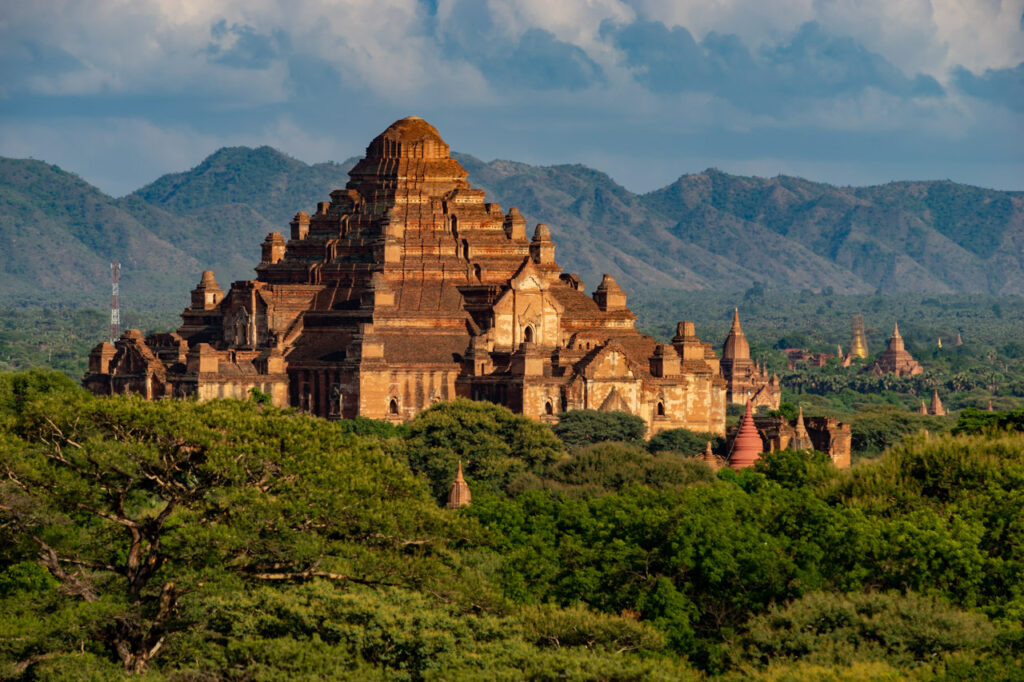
[791,406,812,450]
[702,441,720,470]
[729,400,763,470]
[887,320,906,353]
[722,308,751,360]
[446,460,471,509]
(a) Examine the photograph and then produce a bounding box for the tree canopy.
[1,371,1023,679]
[551,409,646,449]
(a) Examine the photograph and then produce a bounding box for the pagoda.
[720,309,780,411]
[866,322,923,377]
[848,314,869,360]
[729,401,764,470]
[85,117,726,435]
[446,461,471,509]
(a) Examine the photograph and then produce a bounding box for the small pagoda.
[728,401,764,470]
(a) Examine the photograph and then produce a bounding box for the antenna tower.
[110,262,121,342]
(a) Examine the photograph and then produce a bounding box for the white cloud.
[0,0,1019,195]
[621,0,1024,80]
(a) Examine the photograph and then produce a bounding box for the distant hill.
[2,147,1022,308]
[0,158,200,309]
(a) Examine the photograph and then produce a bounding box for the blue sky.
[1,0,1021,196]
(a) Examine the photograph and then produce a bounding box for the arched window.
[461,239,469,259]
[657,401,665,416]
[389,398,399,415]
[523,325,534,344]
[450,215,458,235]
[474,264,482,281]
[545,400,553,415]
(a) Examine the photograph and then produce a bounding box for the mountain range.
[2,146,1022,309]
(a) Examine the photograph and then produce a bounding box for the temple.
[752,411,852,468]
[85,117,726,435]
[720,309,780,411]
[866,322,923,377]
[848,314,868,360]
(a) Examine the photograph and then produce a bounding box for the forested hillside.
[0,159,201,309]
[1,373,1022,679]
[1,147,1022,308]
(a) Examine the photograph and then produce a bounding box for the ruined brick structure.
[785,349,834,369]
[85,117,726,435]
[724,408,852,470]
[720,309,780,411]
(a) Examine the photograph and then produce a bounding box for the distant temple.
[786,349,834,369]
[726,403,852,470]
[85,117,726,435]
[720,309,780,411]
[446,461,471,509]
[848,314,869,360]
[866,322,923,377]
[754,412,852,468]
[917,389,946,416]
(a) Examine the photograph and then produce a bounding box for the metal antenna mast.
[110,262,121,342]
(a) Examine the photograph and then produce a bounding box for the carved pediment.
[578,342,638,381]
[509,257,549,292]
[599,387,632,413]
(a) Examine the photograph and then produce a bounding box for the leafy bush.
[739,591,997,667]
[552,409,646,449]
[403,398,565,500]
[546,442,714,494]
[648,427,724,456]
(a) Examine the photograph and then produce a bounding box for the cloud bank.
[0,0,1020,195]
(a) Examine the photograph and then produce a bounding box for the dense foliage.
[1,371,1022,679]
[551,409,647,449]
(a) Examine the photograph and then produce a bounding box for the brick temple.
[720,309,780,411]
[85,117,726,435]
[866,322,923,377]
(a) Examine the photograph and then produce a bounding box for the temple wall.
[358,367,458,421]
[521,381,563,420]
[195,378,289,407]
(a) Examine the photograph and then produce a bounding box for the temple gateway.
[85,117,726,436]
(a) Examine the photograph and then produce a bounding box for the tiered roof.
[729,401,763,470]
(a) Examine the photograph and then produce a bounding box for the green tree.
[546,442,715,494]
[403,398,565,500]
[0,394,453,674]
[648,427,723,456]
[739,591,998,668]
[552,409,646,449]
[754,449,836,490]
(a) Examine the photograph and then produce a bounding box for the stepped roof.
[729,400,763,470]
